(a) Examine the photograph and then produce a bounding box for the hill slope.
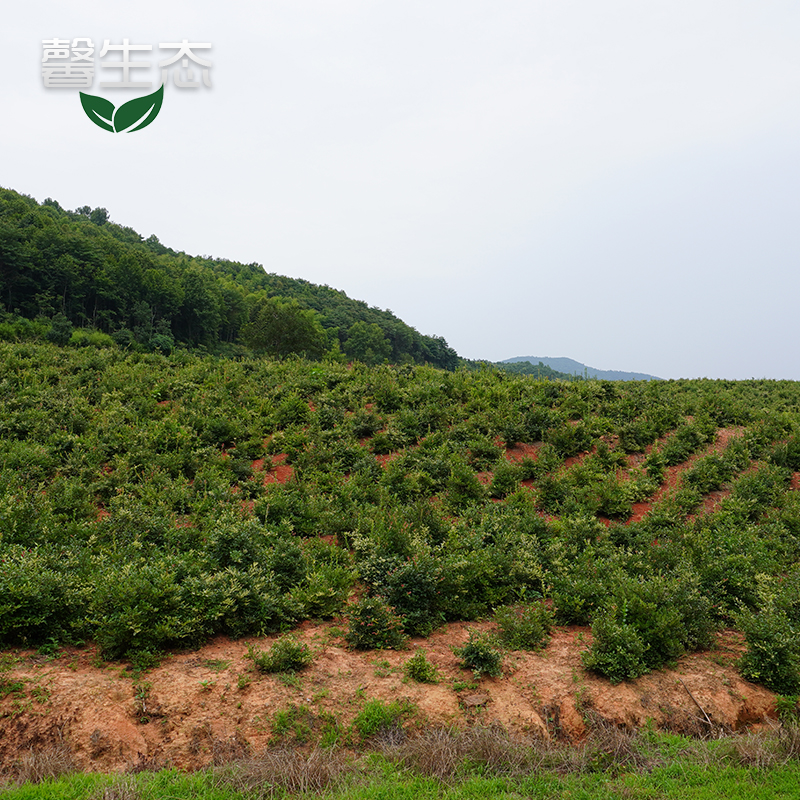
[0,187,457,368]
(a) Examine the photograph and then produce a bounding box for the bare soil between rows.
[0,622,777,775]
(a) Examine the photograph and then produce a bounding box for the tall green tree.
[344,321,391,365]
[240,296,327,358]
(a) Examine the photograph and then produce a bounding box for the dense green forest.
[2,339,800,695]
[0,187,457,368]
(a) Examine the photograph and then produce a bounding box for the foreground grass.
[7,763,800,800]
[7,729,800,800]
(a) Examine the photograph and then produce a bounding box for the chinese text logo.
[41,38,212,132]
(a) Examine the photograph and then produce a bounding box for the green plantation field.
[3,341,800,695]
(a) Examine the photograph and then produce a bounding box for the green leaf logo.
[79,93,115,131]
[79,85,164,132]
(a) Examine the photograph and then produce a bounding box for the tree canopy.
[0,186,459,367]
[240,296,328,358]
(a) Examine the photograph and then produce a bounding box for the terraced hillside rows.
[3,342,800,735]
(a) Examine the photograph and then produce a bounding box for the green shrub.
[179,563,300,640]
[737,573,800,695]
[345,597,408,650]
[454,631,503,678]
[292,563,354,619]
[275,394,310,429]
[436,515,546,621]
[495,602,553,650]
[203,517,273,570]
[445,457,487,510]
[501,420,525,448]
[581,611,648,684]
[0,545,90,646]
[738,608,800,695]
[370,431,396,455]
[353,698,410,740]
[770,436,800,471]
[580,574,715,683]
[90,557,203,661]
[403,650,440,683]
[351,410,383,439]
[69,328,116,348]
[592,475,634,520]
[546,422,592,458]
[488,460,520,499]
[378,555,444,637]
[552,558,615,626]
[523,408,557,442]
[617,418,658,453]
[660,417,716,465]
[467,437,503,470]
[247,635,313,673]
[775,694,800,723]
[46,313,73,345]
[536,474,570,514]
[517,456,539,481]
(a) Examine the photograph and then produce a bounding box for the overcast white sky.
[4,1,800,379]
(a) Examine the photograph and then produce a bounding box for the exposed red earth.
[251,453,294,486]
[0,622,777,774]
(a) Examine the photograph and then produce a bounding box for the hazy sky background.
[4,1,800,379]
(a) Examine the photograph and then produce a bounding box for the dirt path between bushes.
[625,426,744,523]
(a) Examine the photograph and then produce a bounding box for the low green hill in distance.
[493,359,584,381]
[459,358,579,381]
[503,356,661,381]
[0,187,457,368]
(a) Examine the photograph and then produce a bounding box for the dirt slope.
[0,622,776,774]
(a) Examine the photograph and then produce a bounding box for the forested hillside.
[0,188,457,368]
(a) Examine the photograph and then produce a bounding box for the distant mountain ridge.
[502,356,661,381]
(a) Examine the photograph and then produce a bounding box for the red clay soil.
[504,443,542,463]
[251,454,294,486]
[476,471,493,486]
[0,622,776,775]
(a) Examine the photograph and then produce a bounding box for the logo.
[80,85,164,132]
[41,38,212,132]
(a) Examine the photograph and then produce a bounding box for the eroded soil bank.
[0,621,777,774]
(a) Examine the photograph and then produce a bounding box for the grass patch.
[353,698,415,742]
[202,659,231,673]
[7,725,800,798]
